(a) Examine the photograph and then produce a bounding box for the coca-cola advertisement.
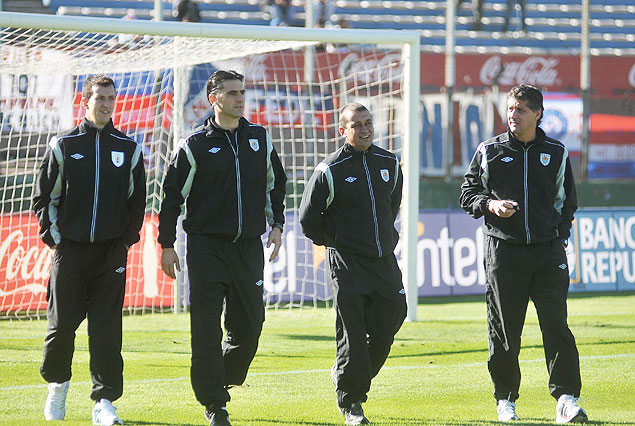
[421,53,635,98]
[0,215,50,312]
[0,214,174,313]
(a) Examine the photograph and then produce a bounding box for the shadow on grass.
[91,418,635,426]
[124,422,198,426]
[379,417,635,426]
[389,338,635,360]
[416,291,635,307]
[389,346,487,359]
[281,334,333,342]
[245,420,340,425]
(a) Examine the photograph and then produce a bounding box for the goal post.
[0,12,420,320]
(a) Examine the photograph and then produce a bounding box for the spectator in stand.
[265,0,293,26]
[457,0,484,31]
[503,0,527,32]
[313,0,335,28]
[174,0,201,22]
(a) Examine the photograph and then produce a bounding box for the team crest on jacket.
[540,153,551,166]
[249,138,259,151]
[380,169,390,182]
[111,151,124,167]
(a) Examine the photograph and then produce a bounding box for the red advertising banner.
[247,51,634,98]
[422,54,634,98]
[73,93,174,132]
[0,214,173,312]
[0,214,50,312]
[260,51,631,98]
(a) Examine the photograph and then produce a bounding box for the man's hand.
[161,247,181,279]
[488,199,519,218]
[266,227,282,262]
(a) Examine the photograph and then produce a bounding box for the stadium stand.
[8,0,635,54]
[3,0,52,13]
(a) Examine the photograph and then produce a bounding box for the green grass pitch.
[1,292,634,425]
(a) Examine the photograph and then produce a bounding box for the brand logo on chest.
[380,169,390,182]
[249,138,259,152]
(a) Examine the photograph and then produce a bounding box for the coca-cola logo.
[480,56,560,86]
[338,53,403,84]
[629,63,635,88]
[0,230,51,283]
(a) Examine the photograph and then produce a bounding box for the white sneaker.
[44,381,70,420]
[497,399,519,421]
[92,399,123,425]
[342,401,370,425]
[556,394,588,423]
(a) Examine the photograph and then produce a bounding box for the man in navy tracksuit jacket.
[33,75,145,425]
[158,70,286,426]
[300,103,406,426]
[460,85,587,423]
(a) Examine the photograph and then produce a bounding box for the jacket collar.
[507,127,546,147]
[78,118,115,135]
[204,114,249,138]
[342,142,374,157]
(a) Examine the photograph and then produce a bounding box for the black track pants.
[187,235,265,408]
[327,249,407,409]
[40,239,128,402]
[485,236,582,402]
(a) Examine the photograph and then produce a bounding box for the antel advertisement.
[2,209,634,311]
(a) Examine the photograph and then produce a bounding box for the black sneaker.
[204,405,231,426]
[342,401,370,425]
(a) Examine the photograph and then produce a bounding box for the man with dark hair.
[503,0,527,31]
[457,0,484,30]
[460,85,587,423]
[174,0,201,22]
[158,69,286,426]
[33,74,146,425]
[300,102,406,425]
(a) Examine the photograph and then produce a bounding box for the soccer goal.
[0,12,420,319]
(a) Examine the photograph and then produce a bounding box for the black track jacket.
[158,115,286,248]
[460,128,577,244]
[299,143,403,258]
[33,118,146,248]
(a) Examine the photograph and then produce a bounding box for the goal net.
[0,13,420,318]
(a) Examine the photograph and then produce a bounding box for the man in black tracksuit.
[300,103,406,426]
[33,75,146,426]
[460,85,587,423]
[158,70,286,426]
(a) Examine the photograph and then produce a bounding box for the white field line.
[2,353,633,392]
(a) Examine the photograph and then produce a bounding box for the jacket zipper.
[90,131,100,243]
[523,146,531,244]
[225,131,243,242]
[363,151,382,257]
